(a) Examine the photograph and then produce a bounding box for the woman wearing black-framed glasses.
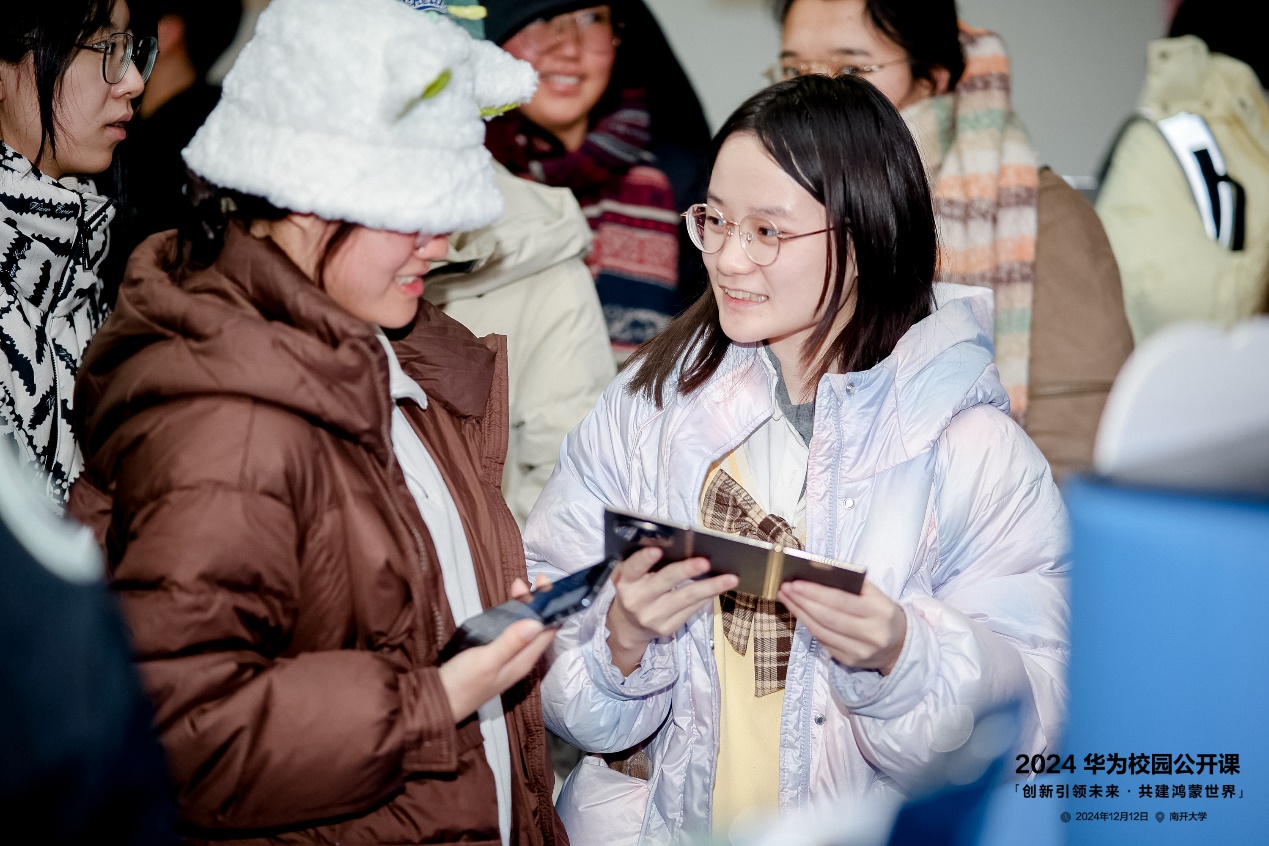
[78,30,158,85]
[1,0,151,508]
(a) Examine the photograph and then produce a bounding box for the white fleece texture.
[182,0,537,234]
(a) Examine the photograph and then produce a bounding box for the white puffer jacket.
[524,285,1069,845]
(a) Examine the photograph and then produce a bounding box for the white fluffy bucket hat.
[182,0,536,235]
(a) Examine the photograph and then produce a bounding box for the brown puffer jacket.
[67,225,564,846]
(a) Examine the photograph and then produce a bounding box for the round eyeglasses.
[763,57,908,85]
[77,32,159,85]
[682,204,830,267]
[517,7,620,57]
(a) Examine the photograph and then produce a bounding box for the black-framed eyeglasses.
[682,204,830,267]
[764,57,907,84]
[77,32,158,85]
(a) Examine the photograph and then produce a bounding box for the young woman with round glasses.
[483,0,710,360]
[523,75,1069,842]
[1,0,155,507]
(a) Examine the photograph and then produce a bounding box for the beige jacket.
[427,167,615,526]
[1097,35,1269,343]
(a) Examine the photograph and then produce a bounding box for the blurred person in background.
[1,0,154,508]
[484,0,711,361]
[526,76,1068,843]
[425,3,616,529]
[776,0,1135,480]
[118,0,243,253]
[1096,0,1269,343]
[65,0,565,842]
[1,443,176,846]
[427,166,616,528]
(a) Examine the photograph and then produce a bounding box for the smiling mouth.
[541,73,582,86]
[721,287,769,303]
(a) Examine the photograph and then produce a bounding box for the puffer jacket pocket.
[556,754,649,846]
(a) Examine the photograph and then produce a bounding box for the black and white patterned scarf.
[1,142,115,508]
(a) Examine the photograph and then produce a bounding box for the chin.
[717,317,766,347]
[376,305,419,330]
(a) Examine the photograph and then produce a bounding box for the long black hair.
[1,0,152,165]
[774,0,965,91]
[626,74,937,407]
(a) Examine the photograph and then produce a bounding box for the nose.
[551,19,584,57]
[714,225,754,275]
[115,57,146,100]
[415,233,449,259]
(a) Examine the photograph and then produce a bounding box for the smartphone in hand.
[438,558,618,660]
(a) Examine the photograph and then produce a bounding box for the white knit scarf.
[0,142,115,508]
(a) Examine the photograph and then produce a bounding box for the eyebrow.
[706,192,795,220]
[779,47,872,60]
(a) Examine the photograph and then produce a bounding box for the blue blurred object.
[1062,476,1269,845]
[886,703,1025,846]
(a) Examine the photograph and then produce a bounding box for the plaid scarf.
[485,89,680,357]
[700,467,798,697]
[901,27,1039,424]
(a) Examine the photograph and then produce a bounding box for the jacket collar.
[0,142,115,315]
[210,221,497,421]
[682,284,1006,483]
[77,224,496,463]
[377,333,429,410]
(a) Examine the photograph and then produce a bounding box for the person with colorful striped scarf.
[777,0,1135,479]
[483,0,711,362]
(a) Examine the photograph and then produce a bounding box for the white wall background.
[643,0,1172,179]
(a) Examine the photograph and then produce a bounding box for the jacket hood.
[694,283,1006,482]
[424,166,591,303]
[75,224,497,463]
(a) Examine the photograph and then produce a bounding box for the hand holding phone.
[438,558,618,661]
[437,618,554,722]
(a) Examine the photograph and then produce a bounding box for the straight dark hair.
[774,0,966,91]
[626,74,937,407]
[1,0,132,165]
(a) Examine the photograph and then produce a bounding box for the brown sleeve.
[1025,169,1135,480]
[107,403,462,831]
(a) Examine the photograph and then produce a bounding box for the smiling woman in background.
[777,0,1135,479]
[1,0,154,507]
[484,0,710,361]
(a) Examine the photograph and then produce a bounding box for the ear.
[929,66,952,96]
[0,60,15,103]
[157,14,186,54]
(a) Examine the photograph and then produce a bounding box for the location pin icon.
[1156,812,1165,823]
